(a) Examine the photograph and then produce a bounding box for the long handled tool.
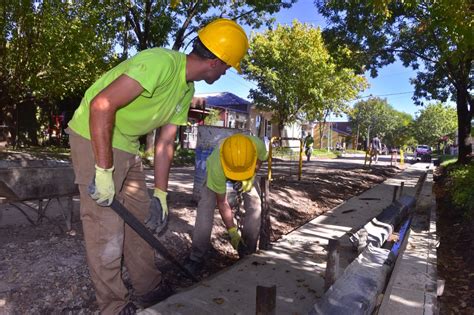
[110,198,199,283]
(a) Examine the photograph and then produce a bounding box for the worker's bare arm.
[154,124,178,191]
[216,193,235,229]
[90,74,144,169]
[256,160,262,172]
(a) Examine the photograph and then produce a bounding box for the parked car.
[414,145,432,161]
[389,146,400,154]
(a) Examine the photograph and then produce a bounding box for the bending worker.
[184,133,268,274]
[66,19,248,315]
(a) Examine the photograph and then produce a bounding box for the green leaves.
[1,1,120,101]
[411,102,458,147]
[242,21,366,132]
[317,0,473,162]
[349,97,413,147]
[450,162,474,219]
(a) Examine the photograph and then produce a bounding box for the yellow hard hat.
[220,134,257,181]
[198,18,249,73]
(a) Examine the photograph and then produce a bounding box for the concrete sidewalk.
[140,162,432,315]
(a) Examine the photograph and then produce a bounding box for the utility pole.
[366,125,371,150]
[327,112,331,152]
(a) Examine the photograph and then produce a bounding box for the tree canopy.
[242,21,367,135]
[348,97,411,148]
[316,0,473,163]
[0,1,120,145]
[119,0,297,54]
[0,0,297,146]
[411,102,458,147]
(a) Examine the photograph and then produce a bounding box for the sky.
[195,0,423,121]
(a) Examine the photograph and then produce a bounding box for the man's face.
[204,59,230,84]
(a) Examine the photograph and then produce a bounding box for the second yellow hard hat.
[220,134,257,181]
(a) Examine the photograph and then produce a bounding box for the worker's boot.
[237,242,252,259]
[183,257,203,276]
[136,280,174,308]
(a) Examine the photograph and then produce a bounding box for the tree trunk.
[366,125,371,150]
[355,124,359,150]
[319,122,324,149]
[278,122,284,138]
[456,87,472,164]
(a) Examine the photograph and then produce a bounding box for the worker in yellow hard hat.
[183,133,268,275]
[66,18,248,314]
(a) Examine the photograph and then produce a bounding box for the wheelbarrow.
[0,157,79,232]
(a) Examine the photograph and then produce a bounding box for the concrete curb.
[377,170,438,314]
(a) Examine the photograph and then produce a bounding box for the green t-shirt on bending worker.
[206,135,268,194]
[68,48,195,154]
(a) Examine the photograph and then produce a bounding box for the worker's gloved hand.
[88,165,115,206]
[241,175,255,193]
[233,175,255,194]
[227,226,243,250]
[145,188,169,235]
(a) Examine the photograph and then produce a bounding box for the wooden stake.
[256,285,276,315]
[259,177,271,250]
[324,239,340,291]
[399,181,404,198]
[392,186,399,202]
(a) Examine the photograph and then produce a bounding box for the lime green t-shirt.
[68,48,195,154]
[206,135,268,194]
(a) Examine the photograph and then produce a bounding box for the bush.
[173,148,195,166]
[139,147,196,167]
[449,162,474,219]
[272,146,296,158]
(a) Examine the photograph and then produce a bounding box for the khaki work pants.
[189,179,262,262]
[68,130,161,315]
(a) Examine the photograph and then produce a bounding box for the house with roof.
[183,91,304,149]
[310,121,355,150]
[195,92,251,129]
[181,92,251,149]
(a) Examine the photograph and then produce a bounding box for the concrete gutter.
[140,163,431,315]
[377,170,438,315]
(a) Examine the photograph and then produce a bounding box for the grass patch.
[270,147,339,160]
[312,149,338,159]
[438,155,458,167]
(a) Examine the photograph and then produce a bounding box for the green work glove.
[227,226,242,250]
[240,175,255,193]
[88,165,115,206]
[144,188,169,234]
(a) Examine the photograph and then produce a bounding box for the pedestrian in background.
[304,133,314,161]
[371,135,382,163]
